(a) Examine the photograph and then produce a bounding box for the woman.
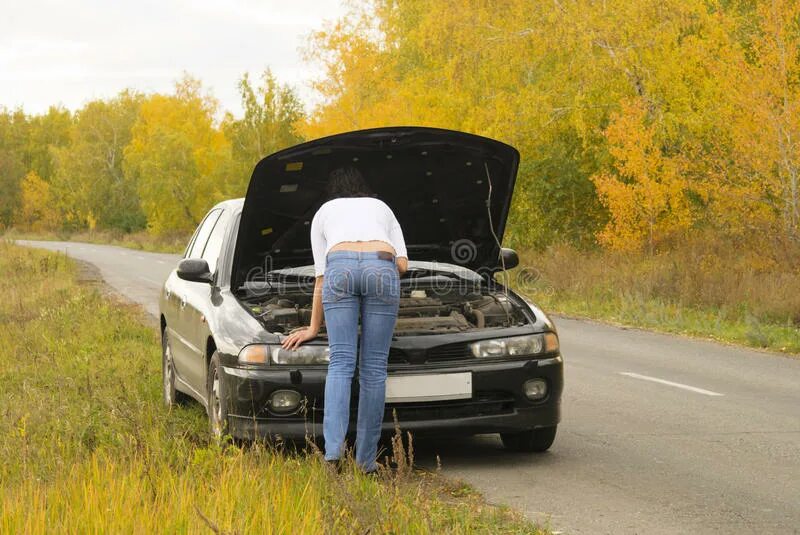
[281,166,408,472]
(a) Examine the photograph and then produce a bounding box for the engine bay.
[245,286,530,336]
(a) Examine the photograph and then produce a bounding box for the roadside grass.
[513,240,800,355]
[3,227,188,254]
[0,241,544,534]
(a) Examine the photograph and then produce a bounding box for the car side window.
[187,209,221,259]
[200,210,231,275]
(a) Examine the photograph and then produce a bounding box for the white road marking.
[156,260,166,264]
[119,251,128,256]
[619,372,724,397]
[138,275,160,285]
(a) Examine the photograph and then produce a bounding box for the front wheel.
[501,426,557,452]
[207,352,230,442]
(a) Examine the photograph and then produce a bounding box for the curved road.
[19,240,800,534]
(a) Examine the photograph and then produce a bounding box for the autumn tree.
[0,109,29,228]
[15,171,60,231]
[591,99,693,252]
[52,91,145,231]
[222,70,305,195]
[0,106,71,229]
[707,0,800,243]
[124,77,233,235]
[25,106,72,182]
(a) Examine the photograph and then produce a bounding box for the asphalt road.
[18,240,800,534]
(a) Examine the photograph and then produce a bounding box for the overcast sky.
[0,0,347,116]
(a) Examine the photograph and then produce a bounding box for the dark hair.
[327,166,373,199]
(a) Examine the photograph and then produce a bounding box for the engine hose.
[472,308,485,329]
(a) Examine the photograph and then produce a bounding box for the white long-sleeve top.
[310,197,408,276]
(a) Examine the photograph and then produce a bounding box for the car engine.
[246,287,530,335]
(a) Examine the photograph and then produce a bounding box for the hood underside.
[232,127,520,290]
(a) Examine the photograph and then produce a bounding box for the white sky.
[0,0,348,116]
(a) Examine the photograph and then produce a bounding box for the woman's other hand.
[396,256,408,275]
[281,327,318,350]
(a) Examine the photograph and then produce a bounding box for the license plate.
[385,372,472,403]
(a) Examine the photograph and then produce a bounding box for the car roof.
[211,198,244,213]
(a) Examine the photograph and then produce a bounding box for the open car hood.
[231,127,520,290]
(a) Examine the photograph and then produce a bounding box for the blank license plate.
[385,372,472,403]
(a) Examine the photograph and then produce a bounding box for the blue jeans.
[322,251,400,471]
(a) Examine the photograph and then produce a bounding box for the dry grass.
[0,241,545,534]
[514,235,800,353]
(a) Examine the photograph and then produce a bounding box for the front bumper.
[220,357,563,440]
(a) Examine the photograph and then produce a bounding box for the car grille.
[386,391,514,421]
[309,391,514,421]
[427,342,472,362]
[388,343,472,365]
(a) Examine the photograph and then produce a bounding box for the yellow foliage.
[49,90,144,232]
[124,77,233,235]
[8,0,800,248]
[591,99,692,251]
[704,0,800,239]
[300,0,800,249]
[16,171,60,231]
[302,0,782,248]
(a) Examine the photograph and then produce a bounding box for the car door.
[182,208,232,393]
[169,209,221,393]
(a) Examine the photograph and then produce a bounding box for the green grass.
[529,289,800,353]
[511,242,800,355]
[0,241,545,534]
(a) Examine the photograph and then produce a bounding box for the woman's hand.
[281,327,319,350]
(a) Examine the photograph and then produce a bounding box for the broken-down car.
[159,127,563,452]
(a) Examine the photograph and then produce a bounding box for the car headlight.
[270,344,330,365]
[469,333,558,358]
[238,344,330,365]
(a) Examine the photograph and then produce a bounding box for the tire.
[162,331,191,407]
[501,426,557,452]
[207,352,230,442]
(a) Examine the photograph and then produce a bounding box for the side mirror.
[177,258,213,284]
[499,248,519,270]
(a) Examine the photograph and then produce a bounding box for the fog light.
[269,390,301,413]
[523,379,548,401]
